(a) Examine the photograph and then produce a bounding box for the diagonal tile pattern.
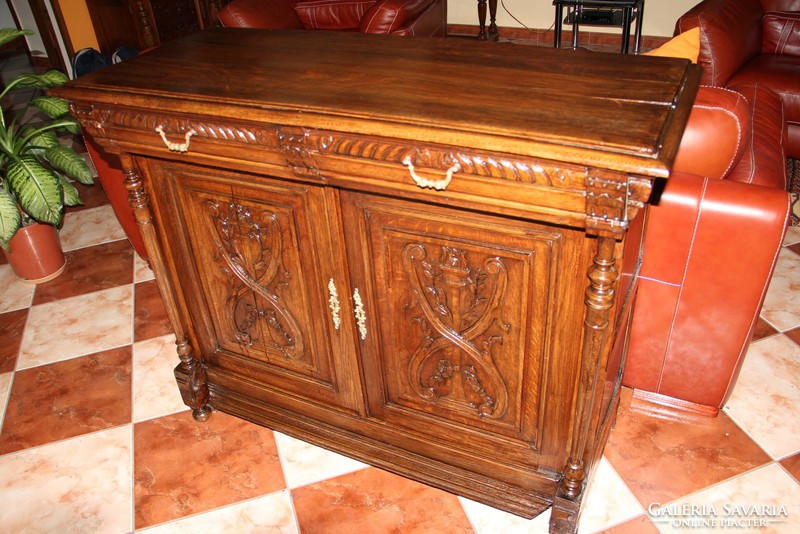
[1,54,799,534]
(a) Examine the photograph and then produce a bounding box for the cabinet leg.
[549,489,582,534]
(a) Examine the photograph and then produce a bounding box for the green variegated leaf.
[20,126,59,152]
[11,70,68,89]
[30,96,70,119]
[7,155,63,225]
[45,146,93,185]
[0,28,32,48]
[0,188,22,250]
[59,175,83,207]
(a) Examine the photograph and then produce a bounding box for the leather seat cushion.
[728,54,800,124]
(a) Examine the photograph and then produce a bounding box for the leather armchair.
[218,0,447,37]
[675,0,800,157]
[623,83,792,416]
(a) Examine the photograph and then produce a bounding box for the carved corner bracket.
[585,171,652,235]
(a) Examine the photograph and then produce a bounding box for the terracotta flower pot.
[2,223,66,284]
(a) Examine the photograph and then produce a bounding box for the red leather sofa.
[674,0,800,158]
[623,83,792,416]
[218,0,447,37]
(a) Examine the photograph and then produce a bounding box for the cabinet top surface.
[57,29,699,175]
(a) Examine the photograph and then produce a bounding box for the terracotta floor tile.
[780,453,800,483]
[752,317,779,341]
[0,347,132,455]
[292,467,475,534]
[134,279,173,342]
[598,514,660,534]
[133,410,286,529]
[32,239,134,305]
[785,326,800,347]
[604,389,771,509]
[0,308,26,373]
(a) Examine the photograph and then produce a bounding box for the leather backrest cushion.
[359,0,435,34]
[676,0,764,85]
[295,0,376,30]
[673,86,751,180]
[219,0,305,29]
[762,12,800,55]
[760,0,800,10]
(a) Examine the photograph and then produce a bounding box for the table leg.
[554,5,563,48]
[572,7,580,49]
[633,2,645,54]
[621,7,632,53]
[478,0,488,40]
[488,0,498,39]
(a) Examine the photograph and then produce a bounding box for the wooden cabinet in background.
[85,0,230,54]
[54,29,700,533]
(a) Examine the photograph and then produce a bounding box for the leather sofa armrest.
[218,0,305,29]
[359,0,437,34]
[673,86,751,180]
[625,173,791,411]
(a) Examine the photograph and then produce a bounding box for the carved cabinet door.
[144,161,363,413]
[341,191,575,472]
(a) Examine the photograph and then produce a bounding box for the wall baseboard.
[447,24,670,52]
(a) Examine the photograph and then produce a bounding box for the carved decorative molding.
[205,200,305,361]
[403,244,511,419]
[74,105,588,190]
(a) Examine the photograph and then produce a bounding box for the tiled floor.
[1,52,800,534]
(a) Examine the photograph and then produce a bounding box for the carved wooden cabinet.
[54,29,699,533]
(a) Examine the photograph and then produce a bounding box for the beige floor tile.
[0,372,12,430]
[133,334,187,422]
[460,496,550,533]
[140,491,298,533]
[580,457,645,532]
[782,226,800,246]
[135,254,155,283]
[648,463,800,533]
[0,264,35,313]
[273,431,368,489]
[0,425,133,533]
[17,285,133,370]
[724,335,800,459]
[760,249,800,331]
[59,205,127,252]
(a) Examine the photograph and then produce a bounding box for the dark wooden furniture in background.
[477,0,498,40]
[83,0,231,54]
[553,0,645,54]
[54,29,699,533]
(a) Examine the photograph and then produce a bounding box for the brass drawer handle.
[155,125,197,153]
[328,278,341,330]
[402,156,461,191]
[353,288,367,340]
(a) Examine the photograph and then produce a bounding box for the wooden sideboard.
[54,29,699,533]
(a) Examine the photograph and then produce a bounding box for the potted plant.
[0,28,93,283]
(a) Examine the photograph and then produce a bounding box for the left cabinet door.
[144,160,363,413]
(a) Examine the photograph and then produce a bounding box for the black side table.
[553,0,645,54]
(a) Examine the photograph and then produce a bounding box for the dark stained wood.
[84,0,230,54]
[53,29,699,533]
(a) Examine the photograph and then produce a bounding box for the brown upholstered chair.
[623,83,791,416]
[218,0,447,37]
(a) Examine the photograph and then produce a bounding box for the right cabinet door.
[341,191,578,472]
